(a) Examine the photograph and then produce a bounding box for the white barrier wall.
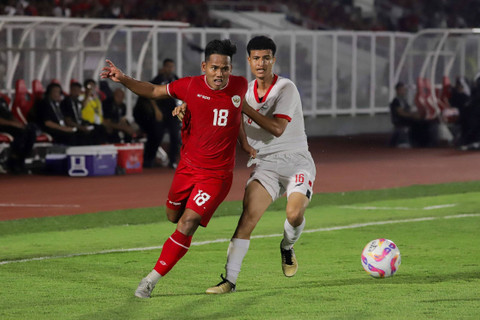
[0,17,412,124]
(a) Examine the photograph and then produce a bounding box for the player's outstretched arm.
[242,100,288,137]
[100,59,168,99]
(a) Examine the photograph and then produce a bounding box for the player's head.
[247,36,276,80]
[247,36,276,57]
[202,39,237,90]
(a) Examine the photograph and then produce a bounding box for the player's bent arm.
[238,118,257,158]
[242,100,288,137]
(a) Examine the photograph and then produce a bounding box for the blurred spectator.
[81,79,103,127]
[60,81,107,144]
[389,82,427,147]
[34,83,80,145]
[0,95,36,173]
[458,76,480,149]
[150,58,180,168]
[133,96,164,168]
[102,88,136,143]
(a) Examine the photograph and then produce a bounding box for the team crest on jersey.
[232,95,241,108]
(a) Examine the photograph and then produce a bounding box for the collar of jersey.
[254,74,278,103]
[203,75,229,91]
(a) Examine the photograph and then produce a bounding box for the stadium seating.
[12,79,34,125]
[32,79,45,101]
[11,79,53,143]
[436,76,458,123]
[414,78,437,120]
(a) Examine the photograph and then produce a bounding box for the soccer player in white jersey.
[206,36,316,294]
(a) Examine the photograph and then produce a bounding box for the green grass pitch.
[1,181,479,319]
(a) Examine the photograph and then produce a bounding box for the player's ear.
[201,61,207,73]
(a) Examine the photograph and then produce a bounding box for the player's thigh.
[165,164,193,222]
[186,173,233,228]
[233,180,272,238]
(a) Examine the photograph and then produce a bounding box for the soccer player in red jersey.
[101,39,254,298]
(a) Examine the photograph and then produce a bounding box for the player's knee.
[176,210,202,236]
[286,208,304,227]
[166,208,183,223]
[167,213,180,223]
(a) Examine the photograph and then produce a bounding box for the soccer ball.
[361,238,401,278]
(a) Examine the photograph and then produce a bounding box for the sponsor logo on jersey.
[232,95,241,108]
[197,94,211,100]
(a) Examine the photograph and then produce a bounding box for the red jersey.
[167,75,248,172]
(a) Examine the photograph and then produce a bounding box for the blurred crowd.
[2,0,479,31]
[0,59,181,174]
[0,0,228,28]
[284,0,477,31]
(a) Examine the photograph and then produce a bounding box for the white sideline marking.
[340,204,456,211]
[423,204,457,210]
[0,203,81,208]
[1,213,479,266]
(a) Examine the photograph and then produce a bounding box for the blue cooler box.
[66,145,117,177]
[45,146,68,175]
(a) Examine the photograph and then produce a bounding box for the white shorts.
[246,151,316,202]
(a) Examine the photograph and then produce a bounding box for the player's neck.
[256,73,275,91]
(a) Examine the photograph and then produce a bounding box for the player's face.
[248,50,276,80]
[202,54,232,90]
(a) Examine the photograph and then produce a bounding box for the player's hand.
[172,103,187,121]
[242,142,257,159]
[100,59,125,83]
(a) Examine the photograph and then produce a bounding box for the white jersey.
[244,75,309,156]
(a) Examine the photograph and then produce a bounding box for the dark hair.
[45,83,62,97]
[70,82,82,89]
[395,82,405,90]
[204,39,237,62]
[83,78,96,88]
[247,36,277,57]
[163,58,174,66]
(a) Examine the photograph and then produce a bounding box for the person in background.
[150,58,181,168]
[0,95,36,173]
[81,79,104,127]
[133,95,165,167]
[389,82,425,147]
[35,83,79,145]
[102,88,136,143]
[60,81,107,145]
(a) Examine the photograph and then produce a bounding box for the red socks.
[154,230,192,276]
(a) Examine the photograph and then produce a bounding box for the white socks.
[146,269,162,285]
[281,217,305,250]
[225,238,250,284]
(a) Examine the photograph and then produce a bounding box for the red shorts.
[166,161,233,227]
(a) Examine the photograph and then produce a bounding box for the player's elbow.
[271,126,285,137]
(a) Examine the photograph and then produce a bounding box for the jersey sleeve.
[272,81,300,122]
[166,77,192,101]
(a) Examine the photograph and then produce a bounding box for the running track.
[1,135,480,221]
